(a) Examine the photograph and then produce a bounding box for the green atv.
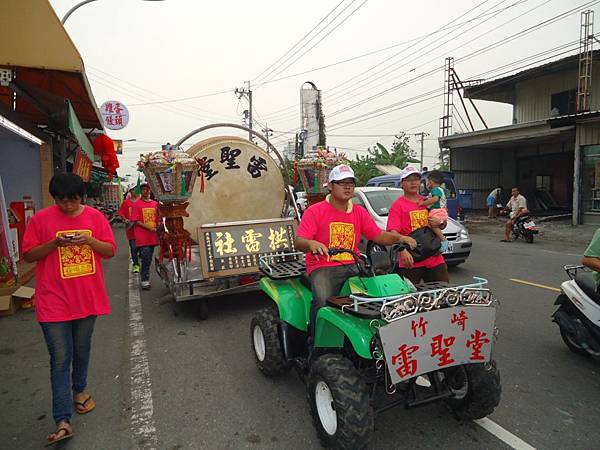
[250,246,501,450]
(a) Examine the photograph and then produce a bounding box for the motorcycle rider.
[294,164,416,344]
[582,229,600,284]
[501,187,529,242]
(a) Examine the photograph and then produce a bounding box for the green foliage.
[347,133,420,185]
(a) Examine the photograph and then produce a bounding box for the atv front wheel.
[307,354,373,450]
[444,361,501,420]
[250,307,289,376]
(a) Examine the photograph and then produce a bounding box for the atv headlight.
[459,229,469,240]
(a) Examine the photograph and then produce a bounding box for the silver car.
[352,186,472,267]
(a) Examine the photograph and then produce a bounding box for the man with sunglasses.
[295,164,415,344]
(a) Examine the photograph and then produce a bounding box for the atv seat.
[574,272,600,305]
[326,296,381,319]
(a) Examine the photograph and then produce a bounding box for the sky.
[48,0,592,179]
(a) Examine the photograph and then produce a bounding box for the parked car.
[366,171,460,220]
[353,186,472,266]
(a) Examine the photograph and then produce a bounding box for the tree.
[347,132,420,185]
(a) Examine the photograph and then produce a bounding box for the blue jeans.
[129,239,140,265]
[139,246,155,282]
[40,316,97,423]
[308,264,359,339]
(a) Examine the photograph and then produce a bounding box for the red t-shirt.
[22,205,116,322]
[131,199,159,247]
[387,195,445,269]
[118,197,138,240]
[296,200,382,275]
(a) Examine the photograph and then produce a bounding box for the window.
[550,89,576,116]
[352,194,366,208]
[536,175,551,191]
[377,181,397,187]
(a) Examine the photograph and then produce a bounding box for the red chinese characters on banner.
[451,310,469,331]
[466,329,491,361]
[391,344,420,378]
[73,149,92,182]
[410,316,428,337]
[430,334,456,367]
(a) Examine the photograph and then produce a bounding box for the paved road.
[1,231,599,449]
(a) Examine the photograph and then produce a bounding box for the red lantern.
[93,134,120,180]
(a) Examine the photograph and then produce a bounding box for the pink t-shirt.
[22,205,116,322]
[131,199,159,247]
[118,197,138,240]
[387,195,445,269]
[296,200,382,275]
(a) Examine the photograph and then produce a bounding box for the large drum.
[184,136,286,241]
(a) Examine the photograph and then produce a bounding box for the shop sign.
[73,149,92,182]
[100,100,129,130]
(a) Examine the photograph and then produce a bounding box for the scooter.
[552,265,600,357]
[512,215,538,243]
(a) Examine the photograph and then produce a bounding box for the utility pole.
[261,123,273,141]
[235,81,253,140]
[414,132,429,170]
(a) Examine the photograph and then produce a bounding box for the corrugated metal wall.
[578,122,600,146]
[451,148,502,208]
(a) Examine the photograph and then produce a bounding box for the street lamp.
[61,0,165,24]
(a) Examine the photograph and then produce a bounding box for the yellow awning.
[0,0,103,129]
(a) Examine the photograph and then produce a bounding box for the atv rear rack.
[346,277,494,323]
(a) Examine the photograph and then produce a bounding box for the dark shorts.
[396,262,449,285]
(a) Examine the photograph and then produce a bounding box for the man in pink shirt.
[23,173,116,445]
[118,186,140,273]
[130,183,159,289]
[295,164,414,341]
[387,165,449,284]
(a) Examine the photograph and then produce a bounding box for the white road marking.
[474,417,536,450]
[128,269,158,449]
[540,249,581,257]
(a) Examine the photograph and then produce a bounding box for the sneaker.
[141,281,151,290]
[132,264,140,273]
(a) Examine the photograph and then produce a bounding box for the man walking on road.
[131,183,159,289]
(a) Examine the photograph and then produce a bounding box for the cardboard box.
[0,286,34,317]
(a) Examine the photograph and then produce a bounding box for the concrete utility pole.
[235,81,253,141]
[261,123,273,141]
[414,132,429,170]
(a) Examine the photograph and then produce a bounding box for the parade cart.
[147,124,299,319]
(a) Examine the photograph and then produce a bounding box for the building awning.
[438,120,575,149]
[67,101,94,159]
[0,0,103,131]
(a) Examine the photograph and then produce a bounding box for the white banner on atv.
[379,306,495,385]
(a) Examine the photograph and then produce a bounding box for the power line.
[257,0,370,86]
[253,0,347,84]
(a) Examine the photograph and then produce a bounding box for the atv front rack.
[343,277,494,323]
[259,252,306,279]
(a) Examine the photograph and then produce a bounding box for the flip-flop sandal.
[74,395,96,414]
[46,426,73,447]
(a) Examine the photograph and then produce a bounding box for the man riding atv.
[294,164,415,342]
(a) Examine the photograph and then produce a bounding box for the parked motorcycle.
[552,265,600,357]
[511,215,538,243]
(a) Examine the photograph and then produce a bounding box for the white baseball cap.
[400,165,421,181]
[328,164,355,183]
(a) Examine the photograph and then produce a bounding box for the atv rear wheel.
[444,361,501,420]
[250,307,289,376]
[307,354,373,450]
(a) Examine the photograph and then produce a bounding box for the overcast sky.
[49,0,590,178]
